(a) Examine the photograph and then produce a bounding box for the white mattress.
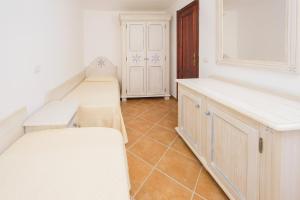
[62,78,128,143]
[0,128,130,200]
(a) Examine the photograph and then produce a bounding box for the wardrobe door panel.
[127,66,146,96]
[147,66,164,94]
[147,23,165,95]
[148,24,164,52]
[126,23,147,96]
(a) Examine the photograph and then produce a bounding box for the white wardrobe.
[120,14,171,101]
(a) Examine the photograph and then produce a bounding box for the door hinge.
[259,137,263,154]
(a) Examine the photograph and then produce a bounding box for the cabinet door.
[126,23,147,96]
[178,87,203,154]
[206,103,260,200]
[146,23,166,95]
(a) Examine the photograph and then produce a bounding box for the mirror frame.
[216,0,298,73]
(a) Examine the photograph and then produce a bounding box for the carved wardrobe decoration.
[120,14,171,101]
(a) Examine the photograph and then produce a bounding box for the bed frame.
[0,57,120,154]
[46,71,86,103]
[85,56,118,77]
[0,107,27,154]
[46,57,118,103]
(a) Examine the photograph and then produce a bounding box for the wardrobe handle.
[205,111,211,116]
[144,58,149,61]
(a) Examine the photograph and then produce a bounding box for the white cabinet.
[177,78,300,200]
[206,102,260,200]
[120,14,171,100]
[177,85,204,158]
[178,84,260,200]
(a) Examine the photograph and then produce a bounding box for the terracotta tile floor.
[121,98,229,200]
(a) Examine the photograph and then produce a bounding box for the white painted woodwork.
[216,0,298,73]
[207,102,259,200]
[127,66,146,96]
[147,22,166,95]
[0,107,27,155]
[46,71,85,103]
[126,22,147,96]
[178,87,203,154]
[23,101,79,133]
[177,78,300,200]
[177,78,300,131]
[120,14,171,99]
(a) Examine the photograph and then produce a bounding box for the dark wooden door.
[177,0,199,79]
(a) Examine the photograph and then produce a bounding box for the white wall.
[167,0,194,97]
[0,0,84,119]
[84,11,122,78]
[168,0,300,100]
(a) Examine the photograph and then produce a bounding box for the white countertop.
[24,101,79,127]
[177,78,300,132]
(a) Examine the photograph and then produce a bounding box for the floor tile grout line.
[122,100,177,123]
[128,141,200,172]
[125,107,174,197]
[129,143,205,199]
[124,99,226,200]
[190,168,202,200]
[126,123,160,150]
[123,99,205,199]
[144,135,199,163]
[125,119,159,150]
[156,123,178,132]
[126,110,172,150]
[145,134,176,147]
[122,102,156,121]
[128,136,178,167]
[127,151,154,169]
[193,168,209,200]
[128,133,207,199]
[127,135,179,169]
[155,168,195,194]
[129,135,212,200]
[132,135,178,198]
[125,104,203,188]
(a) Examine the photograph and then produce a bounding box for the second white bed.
[62,77,128,143]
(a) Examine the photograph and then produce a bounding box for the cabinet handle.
[195,104,200,108]
[205,111,211,116]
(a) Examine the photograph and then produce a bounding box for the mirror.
[217,0,297,71]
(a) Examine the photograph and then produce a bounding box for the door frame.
[177,0,199,79]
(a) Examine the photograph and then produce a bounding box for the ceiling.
[82,0,176,11]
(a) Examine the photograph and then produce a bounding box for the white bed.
[0,127,130,200]
[62,57,128,143]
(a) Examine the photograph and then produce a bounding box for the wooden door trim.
[177,0,199,79]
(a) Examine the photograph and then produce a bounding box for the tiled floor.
[121,98,229,200]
